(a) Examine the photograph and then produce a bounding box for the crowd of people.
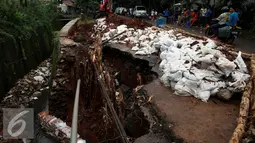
[149,6,240,39]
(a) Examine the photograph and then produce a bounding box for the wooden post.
[229,54,255,143]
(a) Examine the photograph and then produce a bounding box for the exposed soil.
[102,47,157,88]
[49,45,110,142]
[105,15,150,29]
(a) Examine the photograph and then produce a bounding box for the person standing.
[163,8,170,23]
[151,9,155,20]
[154,10,158,20]
[205,7,212,26]
[199,7,207,27]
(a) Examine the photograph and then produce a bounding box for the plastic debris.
[38,112,86,143]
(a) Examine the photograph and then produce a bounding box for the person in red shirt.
[100,0,109,12]
[190,10,199,27]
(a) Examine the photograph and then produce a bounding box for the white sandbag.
[149,41,154,46]
[160,74,171,87]
[165,53,181,62]
[197,54,216,64]
[131,46,139,51]
[149,33,156,40]
[165,60,190,73]
[228,80,247,92]
[170,81,177,88]
[211,88,219,96]
[205,39,217,49]
[117,25,127,33]
[160,45,169,52]
[168,71,183,82]
[159,35,175,47]
[215,57,236,76]
[177,37,194,46]
[176,33,182,37]
[139,35,149,41]
[228,71,250,92]
[201,47,225,58]
[183,71,199,81]
[137,29,143,36]
[135,50,147,55]
[109,29,117,37]
[231,71,250,82]
[204,75,221,82]
[160,51,168,59]
[200,80,222,91]
[124,38,130,42]
[174,78,200,96]
[140,41,150,47]
[234,51,248,73]
[190,68,215,80]
[174,84,191,96]
[128,28,135,31]
[159,59,167,69]
[207,65,224,75]
[196,91,211,102]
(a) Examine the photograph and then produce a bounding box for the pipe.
[102,30,127,45]
[70,79,81,143]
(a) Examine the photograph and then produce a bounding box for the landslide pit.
[0,15,251,143]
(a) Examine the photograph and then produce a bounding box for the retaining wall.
[0,25,54,98]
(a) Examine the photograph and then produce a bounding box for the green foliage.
[75,0,99,10]
[0,0,58,43]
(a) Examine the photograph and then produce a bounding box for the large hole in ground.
[48,46,158,142]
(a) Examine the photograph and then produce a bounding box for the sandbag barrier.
[163,25,255,143]
[173,26,255,143]
[104,18,255,141]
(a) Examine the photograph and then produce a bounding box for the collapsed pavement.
[1,15,255,143]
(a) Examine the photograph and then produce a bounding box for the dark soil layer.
[102,46,157,88]
[105,15,150,29]
[49,45,111,142]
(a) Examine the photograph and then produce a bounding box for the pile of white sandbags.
[158,37,249,102]
[94,18,250,102]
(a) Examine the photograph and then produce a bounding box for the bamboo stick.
[229,54,255,143]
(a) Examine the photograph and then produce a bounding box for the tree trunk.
[229,54,255,143]
[24,0,27,7]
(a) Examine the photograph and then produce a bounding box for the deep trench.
[48,45,158,143]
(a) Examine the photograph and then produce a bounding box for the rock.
[90,124,97,129]
[216,89,233,101]
[53,81,57,88]
[40,67,48,72]
[25,79,32,84]
[60,37,75,46]
[3,94,13,101]
[33,81,39,86]
[34,76,44,82]
[33,91,41,97]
